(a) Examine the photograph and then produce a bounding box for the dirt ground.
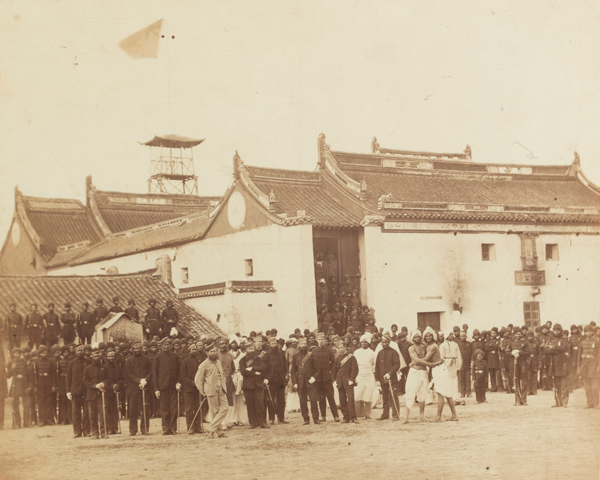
[0,388,598,480]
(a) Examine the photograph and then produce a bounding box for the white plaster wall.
[52,223,318,337]
[361,229,600,333]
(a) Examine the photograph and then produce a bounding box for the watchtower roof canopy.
[141,135,205,148]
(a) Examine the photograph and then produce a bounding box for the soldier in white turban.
[353,334,377,419]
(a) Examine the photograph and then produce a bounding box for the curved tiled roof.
[0,273,223,337]
[246,164,363,228]
[48,213,211,268]
[342,169,600,212]
[22,196,103,260]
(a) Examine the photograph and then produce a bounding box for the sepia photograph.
[0,1,599,479]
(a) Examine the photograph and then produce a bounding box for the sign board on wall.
[514,271,546,286]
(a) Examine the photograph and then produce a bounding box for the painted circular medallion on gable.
[227,191,246,229]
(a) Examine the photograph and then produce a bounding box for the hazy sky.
[1,1,599,244]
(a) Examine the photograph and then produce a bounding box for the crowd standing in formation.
[1,295,599,441]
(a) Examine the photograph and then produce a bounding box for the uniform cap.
[96,298,103,304]
[491,327,499,333]
[82,302,89,308]
[64,302,71,309]
[112,296,119,302]
[553,323,563,331]
[47,303,54,308]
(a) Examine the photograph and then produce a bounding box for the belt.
[39,373,48,377]
[490,351,496,353]
[582,354,596,359]
[16,374,24,379]
[82,322,89,324]
[572,347,578,350]
[60,373,67,377]
[475,370,484,373]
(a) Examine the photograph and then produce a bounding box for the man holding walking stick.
[82,348,108,439]
[125,341,152,435]
[152,338,181,435]
[505,327,529,406]
[374,334,400,421]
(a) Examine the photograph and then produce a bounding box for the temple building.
[2,134,599,336]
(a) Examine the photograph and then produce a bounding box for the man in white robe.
[353,334,377,419]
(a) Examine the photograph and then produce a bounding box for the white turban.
[423,326,437,338]
[229,335,240,345]
[359,334,371,344]
[410,329,423,341]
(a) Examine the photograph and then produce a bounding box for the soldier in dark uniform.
[543,323,570,407]
[484,327,502,392]
[471,349,488,404]
[304,333,339,422]
[25,304,44,349]
[67,344,90,437]
[539,325,553,390]
[104,348,124,434]
[125,341,152,435]
[240,339,268,428]
[265,336,288,424]
[578,325,600,408]
[83,349,108,439]
[144,299,162,341]
[499,327,513,393]
[335,340,359,424]
[374,334,400,420]
[290,336,320,425]
[525,331,541,395]
[109,296,123,314]
[60,303,77,346]
[56,346,72,425]
[319,305,333,334]
[6,303,24,351]
[180,342,202,434]
[331,304,345,336]
[32,345,56,425]
[152,338,181,434]
[43,303,60,349]
[77,302,95,345]
[457,331,472,398]
[161,300,179,339]
[7,348,32,428]
[569,325,582,393]
[124,299,139,322]
[505,327,529,406]
[93,298,109,326]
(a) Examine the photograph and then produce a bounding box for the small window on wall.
[523,301,540,328]
[481,243,496,261]
[181,267,189,284]
[245,259,253,277]
[546,244,559,261]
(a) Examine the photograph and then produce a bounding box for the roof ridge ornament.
[377,193,393,210]
[567,151,581,177]
[360,178,368,201]
[464,145,472,160]
[360,214,386,227]
[371,136,380,153]
[268,189,278,213]
[233,150,244,180]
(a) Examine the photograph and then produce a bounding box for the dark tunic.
[543,336,569,377]
[77,311,95,339]
[93,306,109,326]
[67,356,89,396]
[83,362,107,401]
[25,313,44,342]
[484,338,501,369]
[305,346,337,383]
[180,355,202,393]
[43,312,60,342]
[152,351,181,392]
[60,312,77,343]
[125,354,153,396]
[374,347,400,385]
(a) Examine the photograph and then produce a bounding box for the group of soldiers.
[1,310,599,439]
[3,297,182,350]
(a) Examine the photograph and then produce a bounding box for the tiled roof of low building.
[48,213,211,268]
[0,272,223,337]
[21,195,103,260]
[91,187,220,233]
